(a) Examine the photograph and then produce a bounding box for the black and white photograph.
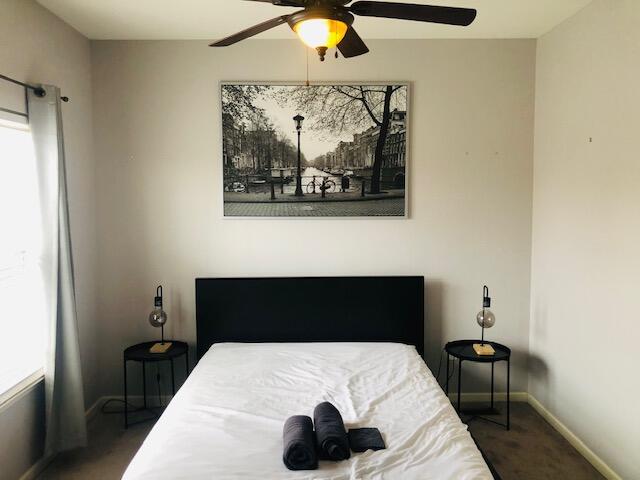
[222,83,408,217]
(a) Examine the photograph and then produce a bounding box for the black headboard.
[196,276,424,359]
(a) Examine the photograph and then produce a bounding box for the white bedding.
[123,342,492,480]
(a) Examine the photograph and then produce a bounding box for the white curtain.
[28,85,87,455]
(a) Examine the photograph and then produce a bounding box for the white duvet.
[123,342,492,479]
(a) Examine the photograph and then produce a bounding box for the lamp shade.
[149,308,167,328]
[293,19,348,50]
[476,309,495,329]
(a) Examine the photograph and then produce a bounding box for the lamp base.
[150,342,172,354]
[473,343,495,356]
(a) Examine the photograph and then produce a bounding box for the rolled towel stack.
[313,401,351,461]
[282,402,384,471]
[282,415,318,471]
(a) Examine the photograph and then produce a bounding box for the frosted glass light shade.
[476,309,495,329]
[293,19,348,49]
[149,308,167,328]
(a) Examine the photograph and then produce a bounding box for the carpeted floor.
[38,402,603,480]
[467,402,603,480]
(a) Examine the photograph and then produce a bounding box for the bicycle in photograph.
[306,176,337,195]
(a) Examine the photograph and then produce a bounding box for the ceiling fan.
[210,0,477,61]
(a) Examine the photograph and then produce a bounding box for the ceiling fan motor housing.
[287,8,355,30]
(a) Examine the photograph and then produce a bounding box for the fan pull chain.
[305,47,310,87]
[333,20,338,59]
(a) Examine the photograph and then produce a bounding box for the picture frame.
[220,81,410,218]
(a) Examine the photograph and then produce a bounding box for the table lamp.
[149,285,172,353]
[473,285,496,356]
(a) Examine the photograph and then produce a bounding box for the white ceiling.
[37,0,592,40]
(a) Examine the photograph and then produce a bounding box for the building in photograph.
[222,114,301,175]
[319,109,407,172]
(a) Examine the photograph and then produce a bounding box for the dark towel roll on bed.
[348,428,386,452]
[314,402,350,461]
[283,415,318,471]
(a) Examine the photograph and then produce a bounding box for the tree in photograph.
[221,85,266,122]
[276,133,298,169]
[222,85,267,170]
[280,85,406,194]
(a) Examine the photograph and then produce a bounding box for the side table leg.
[142,361,147,409]
[457,360,462,414]
[170,358,176,396]
[491,361,495,410]
[445,353,450,396]
[507,358,511,430]
[124,359,128,429]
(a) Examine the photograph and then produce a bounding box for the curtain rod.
[0,73,69,102]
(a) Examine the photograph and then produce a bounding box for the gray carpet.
[38,402,603,480]
[468,402,603,480]
[37,408,153,480]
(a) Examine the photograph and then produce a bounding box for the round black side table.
[445,340,511,430]
[123,340,189,428]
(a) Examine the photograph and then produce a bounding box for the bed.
[123,277,494,479]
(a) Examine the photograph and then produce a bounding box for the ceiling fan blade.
[210,15,291,47]
[349,1,477,26]
[338,26,370,58]
[242,0,306,6]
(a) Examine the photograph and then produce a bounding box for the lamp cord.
[101,365,163,415]
[100,398,160,418]
[435,347,457,388]
[436,347,444,380]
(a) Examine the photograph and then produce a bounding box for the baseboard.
[19,396,136,480]
[18,453,55,480]
[447,391,621,479]
[526,394,621,480]
[85,396,104,423]
[447,391,529,403]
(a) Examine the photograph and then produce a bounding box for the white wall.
[530,1,640,478]
[91,39,535,397]
[0,383,45,480]
[0,1,97,478]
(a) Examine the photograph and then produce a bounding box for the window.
[0,120,45,396]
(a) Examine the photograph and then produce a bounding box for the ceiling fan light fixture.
[293,18,348,54]
[288,9,353,61]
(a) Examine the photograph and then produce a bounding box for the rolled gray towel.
[283,415,318,471]
[313,402,350,461]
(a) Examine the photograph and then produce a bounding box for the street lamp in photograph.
[293,114,305,197]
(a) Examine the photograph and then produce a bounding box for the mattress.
[123,342,492,479]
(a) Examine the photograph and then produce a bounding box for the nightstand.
[123,340,189,428]
[445,339,511,430]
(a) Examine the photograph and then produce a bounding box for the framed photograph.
[221,82,409,218]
